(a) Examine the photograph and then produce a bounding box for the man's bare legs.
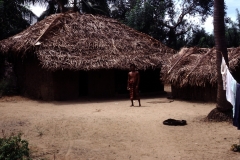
[138,99,141,106]
[131,99,134,106]
[130,99,141,107]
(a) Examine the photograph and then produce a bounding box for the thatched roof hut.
[0,12,175,70]
[161,47,240,101]
[0,12,175,100]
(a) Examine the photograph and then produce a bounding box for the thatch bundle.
[0,12,175,71]
[161,47,240,87]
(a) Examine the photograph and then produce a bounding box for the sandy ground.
[0,92,240,160]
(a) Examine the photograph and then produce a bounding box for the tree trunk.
[207,0,232,121]
[57,1,64,13]
[73,0,77,12]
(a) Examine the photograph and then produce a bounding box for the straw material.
[0,12,176,71]
[161,47,240,87]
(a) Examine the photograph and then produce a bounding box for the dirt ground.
[0,92,240,160]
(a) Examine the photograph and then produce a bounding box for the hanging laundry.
[233,83,240,130]
[220,56,240,128]
[226,69,237,116]
[221,57,228,90]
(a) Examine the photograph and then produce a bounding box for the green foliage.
[0,0,37,40]
[110,0,130,21]
[92,0,110,16]
[38,0,56,21]
[122,0,213,49]
[187,9,240,49]
[38,0,111,21]
[125,0,149,31]
[124,0,165,39]
[237,9,240,30]
[224,10,240,48]
[0,133,31,160]
[187,28,215,48]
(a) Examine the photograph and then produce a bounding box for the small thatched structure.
[0,12,175,100]
[161,47,240,101]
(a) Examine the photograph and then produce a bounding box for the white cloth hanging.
[221,57,228,90]
[226,69,237,116]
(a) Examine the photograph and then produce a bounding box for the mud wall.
[15,57,54,100]
[171,84,217,102]
[15,57,79,100]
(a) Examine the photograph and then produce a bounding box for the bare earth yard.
[0,95,240,160]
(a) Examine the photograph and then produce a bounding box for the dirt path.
[0,96,239,160]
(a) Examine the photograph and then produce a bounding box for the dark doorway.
[114,70,128,94]
[139,69,163,93]
[79,71,88,96]
[114,69,163,95]
[87,70,115,97]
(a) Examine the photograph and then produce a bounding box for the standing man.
[127,64,141,106]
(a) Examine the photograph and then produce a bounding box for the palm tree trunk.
[57,1,64,13]
[73,0,77,11]
[207,0,232,121]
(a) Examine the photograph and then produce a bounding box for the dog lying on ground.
[163,119,187,126]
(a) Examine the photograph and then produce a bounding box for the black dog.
[163,119,187,126]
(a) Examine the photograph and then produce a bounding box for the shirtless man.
[127,64,141,106]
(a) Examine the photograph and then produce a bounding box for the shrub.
[231,144,240,152]
[0,133,31,160]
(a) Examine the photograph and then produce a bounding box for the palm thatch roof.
[161,47,240,87]
[0,12,175,71]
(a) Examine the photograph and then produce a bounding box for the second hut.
[161,47,240,101]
